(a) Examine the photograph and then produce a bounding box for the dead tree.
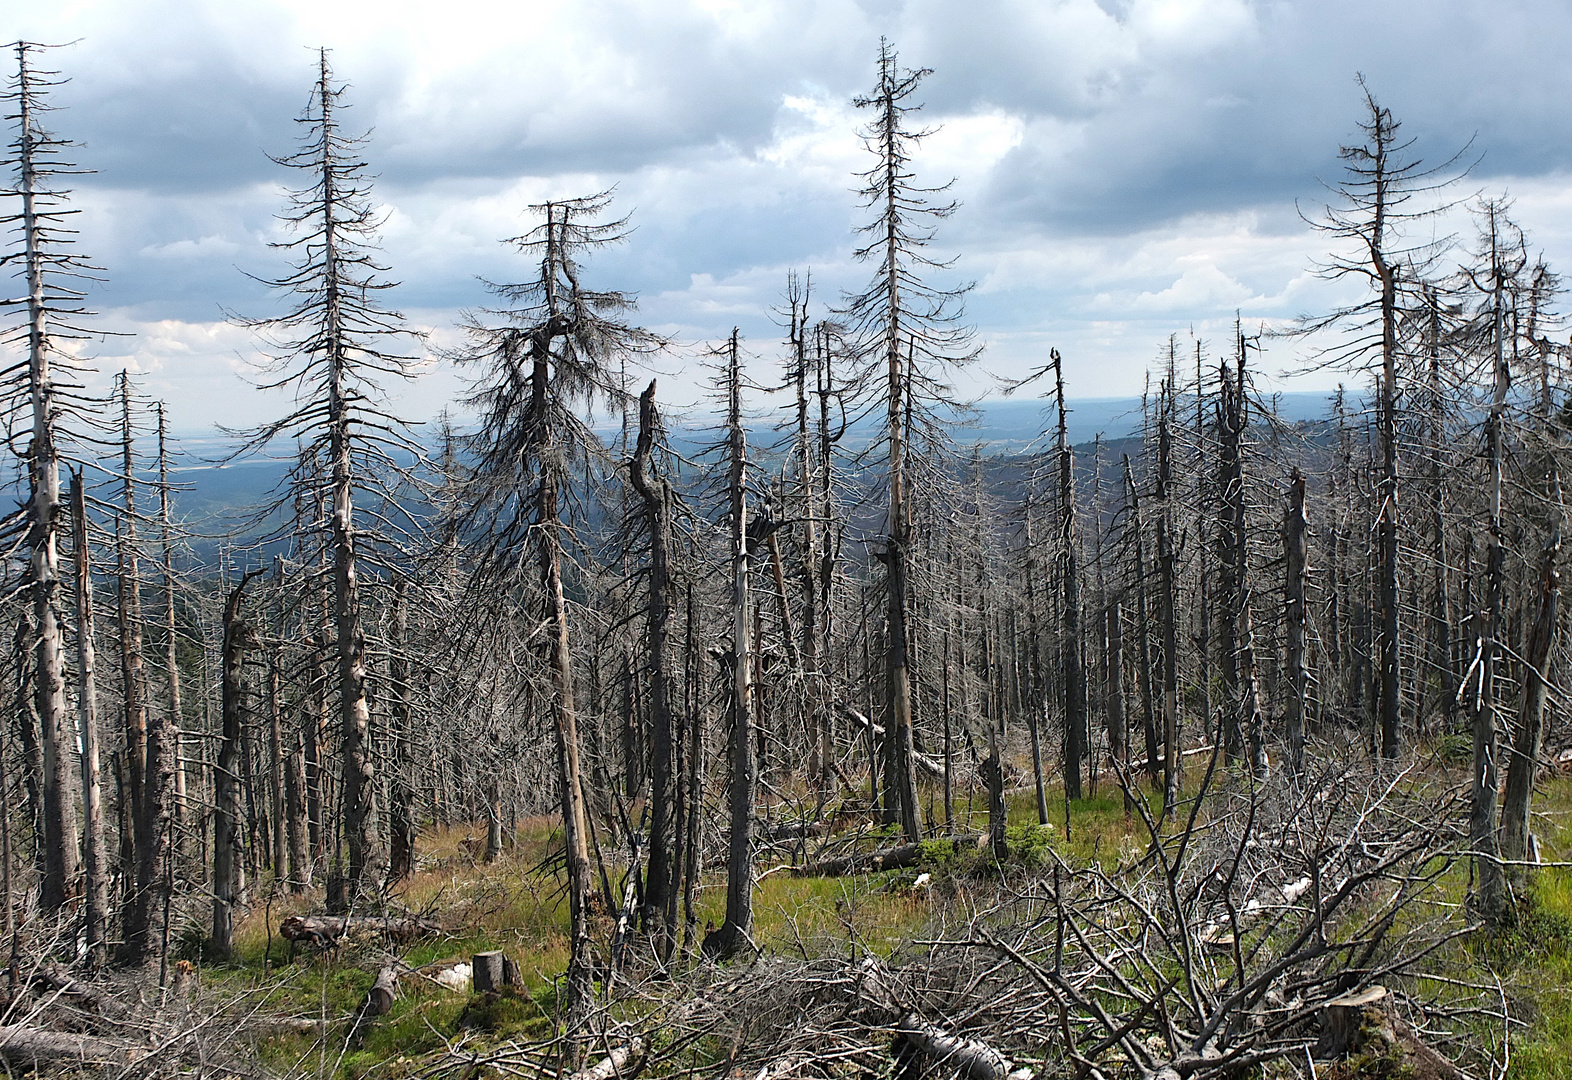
[1465,199,1523,920]
[1053,351,1087,800]
[629,379,679,960]
[1500,466,1559,883]
[213,569,262,957]
[452,190,659,1036]
[707,331,756,962]
[1299,78,1464,758]
[844,40,978,842]
[155,404,190,868]
[1156,384,1181,813]
[1283,467,1308,775]
[232,51,425,898]
[1,40,85,914]
[69,473,109,966]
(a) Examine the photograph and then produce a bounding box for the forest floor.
[194,763,1572,1080]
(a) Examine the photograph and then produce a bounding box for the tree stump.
[473,951,508,993]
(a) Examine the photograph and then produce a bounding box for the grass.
[199,767,1572,1079]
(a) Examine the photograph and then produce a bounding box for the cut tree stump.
[362,966,397,1018]
[473,951,514,993]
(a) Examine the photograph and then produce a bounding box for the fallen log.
[794,842,924,877]
[0,1024,138,1065]
[280,914,439,949]
[569,1036,645,1080]
[32,963,131,1020]
[757,818,830,842]
[792,835,978,877]
[897,1013,1012,1080]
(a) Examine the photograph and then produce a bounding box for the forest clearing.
[5,11,1572,1080]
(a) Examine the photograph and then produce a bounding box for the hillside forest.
[3,36,1572,1080]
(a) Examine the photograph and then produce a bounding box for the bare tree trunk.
[542,463,594,1024]
[1021,496,1050,824]
[1105,598,1126,784]
[331,392,380,893]
[882,336,922,841]
[1156,390,1181,815]
[156,406,189,873]
[213,571,260,957]
[792,302,825,795]
[1122,456,1159,785]
[115,374,166,958]
[12,612,44,890]
[680,581,704,963]
[1215,359,1244,764]
[1377,252,1402,761]
[386,577,416,885]
[1284,467,1308,776]
[284,708,309,892]
[630,380,677,961]
[70,475,109,967]
[1472,216,1509,920]
[1054,351,1086,801]
[1500,467,1560,888]
[712,332,755,959]
[305,636,325,871]
[267,649,286,879]
[15,50,79,915]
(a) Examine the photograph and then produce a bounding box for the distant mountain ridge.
[161,389,1354,554]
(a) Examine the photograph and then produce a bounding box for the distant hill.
[160,390,1354,558]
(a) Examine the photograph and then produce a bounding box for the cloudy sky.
[8,0,1572,433]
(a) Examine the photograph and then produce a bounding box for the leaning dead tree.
[231,49,424,900]
[450,189,660,1042]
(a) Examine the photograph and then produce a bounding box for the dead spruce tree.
[704,330,757,962]
[844,40,978,842]
[451,190,658,1038]
[0,41,103,914]
[232,50,423,900]
[1298,77,1464,759]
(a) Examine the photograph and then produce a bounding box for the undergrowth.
[203,769,1572,1079]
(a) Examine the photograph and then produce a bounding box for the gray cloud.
[8,0,1572,422]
